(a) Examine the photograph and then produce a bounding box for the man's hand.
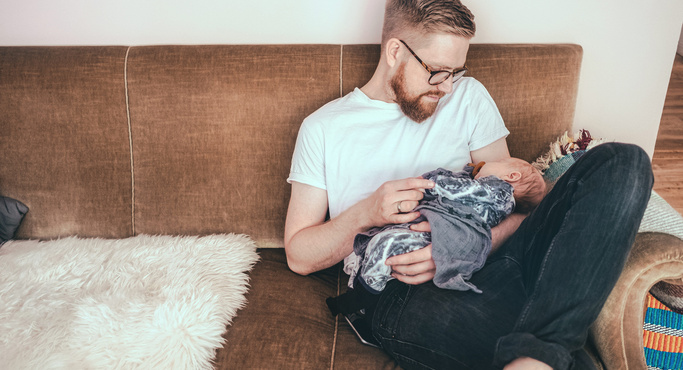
[386,244,437,284]
[359,177,435,230]
[384,219,436,285]
[364,177,437,284]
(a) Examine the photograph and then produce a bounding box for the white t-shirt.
[287,77,509,276]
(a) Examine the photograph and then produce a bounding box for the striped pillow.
[644,293,683,369]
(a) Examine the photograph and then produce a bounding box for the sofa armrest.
[589,232,683,369]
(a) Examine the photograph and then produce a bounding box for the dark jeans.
[369,143,654,370]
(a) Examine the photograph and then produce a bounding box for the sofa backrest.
[0,44,582,246]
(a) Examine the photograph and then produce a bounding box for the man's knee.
[587,143,654,215]
[587,142,653,186]
[603,141,648,160]
[610,143,652,184]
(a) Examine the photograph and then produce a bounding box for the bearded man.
[284,1,653,369]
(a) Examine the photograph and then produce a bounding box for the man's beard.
[390,63,445,123]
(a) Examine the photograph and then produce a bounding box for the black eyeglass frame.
[399,40,468,86]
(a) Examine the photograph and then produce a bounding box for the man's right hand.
[358,177,435,229]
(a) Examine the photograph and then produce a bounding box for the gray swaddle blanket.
[353,167,515,294]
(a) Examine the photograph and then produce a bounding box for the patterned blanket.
[644,294,683,370]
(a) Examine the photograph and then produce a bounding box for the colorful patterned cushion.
[643,293,683,370]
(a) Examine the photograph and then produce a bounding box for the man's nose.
[437,76,454,94]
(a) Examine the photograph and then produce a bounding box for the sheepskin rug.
[0,234,259,369]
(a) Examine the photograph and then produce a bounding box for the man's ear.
[504,171,522,182]
[385,38,403,68]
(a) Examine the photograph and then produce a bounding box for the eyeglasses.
[399,40,468,86]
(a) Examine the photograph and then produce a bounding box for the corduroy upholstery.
[0,47,132,238]
[1,44,579,243]
[1,44,681,369]
[125,45,341,244]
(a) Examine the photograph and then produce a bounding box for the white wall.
[2,0,682,157]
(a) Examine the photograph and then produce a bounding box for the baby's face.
[474,161,510,180]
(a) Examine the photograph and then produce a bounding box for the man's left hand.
[385,220,436,284]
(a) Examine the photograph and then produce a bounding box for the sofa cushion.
[217,248,399,368]
[125,45,341,245]
[0,47,133,239]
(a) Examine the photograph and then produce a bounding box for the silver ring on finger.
[397,201,403,214]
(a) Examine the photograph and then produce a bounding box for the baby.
[352,157,546,294]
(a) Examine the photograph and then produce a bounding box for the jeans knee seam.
[393,352,438,370]
[382,337,473,369]
[531,176,575,237]
[517,237,557,328]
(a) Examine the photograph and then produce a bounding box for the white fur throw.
[0,234,259,369]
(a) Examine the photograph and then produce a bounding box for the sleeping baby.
[352,157,546,294]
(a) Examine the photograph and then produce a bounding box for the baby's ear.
[504,171,522,182]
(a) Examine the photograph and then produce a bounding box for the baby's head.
[474,157,546,213]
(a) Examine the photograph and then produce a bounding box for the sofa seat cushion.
[217,249,607,369]
[217,248,399,369]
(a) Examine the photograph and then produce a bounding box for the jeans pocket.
[374,282,412,335]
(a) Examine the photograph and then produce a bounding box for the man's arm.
[469,137,511,164]
[471,137,526,252]
[284,178,435,275]
[490,213,526,253]
[284,182,360,275]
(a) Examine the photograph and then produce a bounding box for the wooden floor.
[652,53,683,215]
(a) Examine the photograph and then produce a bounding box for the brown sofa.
[1,44,682,369]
